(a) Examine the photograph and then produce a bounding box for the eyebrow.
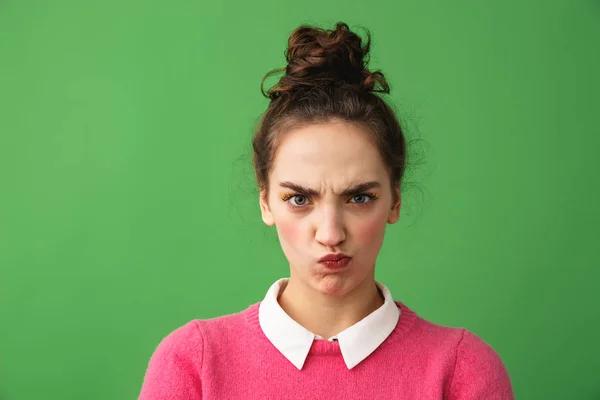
[279,181,381,197]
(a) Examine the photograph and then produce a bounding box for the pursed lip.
[318,253,350,262]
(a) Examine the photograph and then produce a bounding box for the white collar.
[258,278,400,370]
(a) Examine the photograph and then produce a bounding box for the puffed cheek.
[354,218,386,243]
[275,218,299,243]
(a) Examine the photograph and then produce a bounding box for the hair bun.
[263,22,390,99]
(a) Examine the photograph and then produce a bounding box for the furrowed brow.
[279,181,381,197]
[340,181,381,196]
[279,182,320,197]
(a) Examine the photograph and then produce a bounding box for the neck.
[276,275,385,339]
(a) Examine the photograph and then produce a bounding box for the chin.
[311,273,363,296]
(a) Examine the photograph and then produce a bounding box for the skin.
[259,120,401,339]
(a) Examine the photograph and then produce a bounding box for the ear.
[259,189,275,226]
[387,185,401,224]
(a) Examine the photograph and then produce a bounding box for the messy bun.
[253,22,407,205]
[262,22,390,99]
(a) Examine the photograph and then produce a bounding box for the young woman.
[139,22,514,399]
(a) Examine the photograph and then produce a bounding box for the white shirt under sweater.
[258,278,401,370]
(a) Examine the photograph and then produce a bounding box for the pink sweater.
[139,300,514,399]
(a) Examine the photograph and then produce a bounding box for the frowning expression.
[259,121,400,296]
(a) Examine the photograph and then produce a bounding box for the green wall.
[1,1,598,399]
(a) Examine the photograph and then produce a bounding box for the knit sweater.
[138,300,514,399]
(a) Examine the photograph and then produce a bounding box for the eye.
[350,194,369,204]
[349,192,378,205]
[289,195,311,207]
[281,192,378,209]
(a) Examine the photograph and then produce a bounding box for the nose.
[314,205,346,247]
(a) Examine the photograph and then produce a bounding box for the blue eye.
[351,194,369,204]
[290,195,309,207]
[281,192,379,209]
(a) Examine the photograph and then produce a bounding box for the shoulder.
[152,320,205,358]
[395,300,466,346]
[192,302,261,339]
[160,302,262,355]
[453,329,506,365]
[138,321,205,399]
[158,302,260,348]
[448,329,514,399]
[142,319,205,382]
[395,302,514,398]
[139,304,260,399]
[397,301,510,361]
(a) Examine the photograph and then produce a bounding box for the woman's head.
[253,22,407,296]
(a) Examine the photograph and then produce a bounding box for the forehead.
[270,122,387,185]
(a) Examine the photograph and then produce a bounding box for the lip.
[317,253,352,270]
[318,253,350,262]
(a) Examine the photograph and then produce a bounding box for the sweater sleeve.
[138,321,204,400]
[448,329,514,400]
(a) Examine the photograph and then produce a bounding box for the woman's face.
[259,121,401,297]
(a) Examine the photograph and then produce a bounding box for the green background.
[1,0,599,399]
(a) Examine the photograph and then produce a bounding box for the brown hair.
[252,22,407,205]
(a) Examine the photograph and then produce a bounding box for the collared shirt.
[258,277,401,370]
